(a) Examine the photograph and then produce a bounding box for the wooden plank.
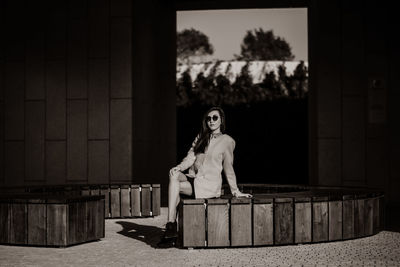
[120,185,130,217]
[68,201,86,244]
[9,203,27,244]
[230,199,252,247]
[253,203,273,246]
[81,186,90,196]
[110,186,121,218]
[354,198,365,237]
[364,198,374,236]
[95,199,105,238]
[27,202,46,245]
[90,186,100,196]
[130,185,141,217]
[329,201,343,241]
[47,204,67,246]
[86,200,97,241]
[178,201,206,248]
[207,199,229,247]
[152,184,161,216]
[67,100,88,181]
[313,201,328,242]
[295,202,312,243]
[100,186,110,218]
[141,184,151,216]
[343,199,355,239]
[274,200,294,245]
[0,203,10,243]
[373,197,380,234]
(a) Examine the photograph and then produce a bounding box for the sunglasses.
[206,115,219,122]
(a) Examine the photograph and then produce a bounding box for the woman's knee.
[169,171,179,182]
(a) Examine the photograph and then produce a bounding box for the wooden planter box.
[0,194,104,247]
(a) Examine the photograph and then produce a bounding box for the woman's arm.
[175,135,198,172]
[223,139,251,198]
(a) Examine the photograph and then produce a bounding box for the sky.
[177,8,308,61]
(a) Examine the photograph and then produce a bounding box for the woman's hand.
[233,190,252,198]
[169,166,181,177]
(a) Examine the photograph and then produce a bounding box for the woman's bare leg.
[167,171,192,222]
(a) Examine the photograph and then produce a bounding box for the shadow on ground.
[115,221,166,248]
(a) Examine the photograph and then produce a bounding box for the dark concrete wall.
[0,0,135,186]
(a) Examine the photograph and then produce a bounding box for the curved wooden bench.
[0,183,161,219]
[0,194,104,247]
[178,185,384,248]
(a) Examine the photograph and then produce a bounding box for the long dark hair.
[193,107,226,154]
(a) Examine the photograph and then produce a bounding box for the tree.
[236,28,295,61]
[177,28,214,64]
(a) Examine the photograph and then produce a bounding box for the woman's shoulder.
[222,134,235,143]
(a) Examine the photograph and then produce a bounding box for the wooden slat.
[343,199,355,239]
[47,204,67,246]
[152,184,161,216]
[141,184,151,216]
[110,186,120,218]
[295,202,312,243]
[329,201,343,241]
[313,201,328,242]
[0,203,10,243]
[364,198,374,236]
[68,201,86,244]
[9,203,27,244]
[81,186,90,196]
[86,200,97,241]
[274,200,294,245]
[354,198,365,237]
[90,186,100,196]
[88,0,109,58]
[120,185,130,217]
[27,202,46,245]
[230,199,252,247]
[253,203,273,246]
[207,199,229,247]
[95,199,105,239]
[179,200,206,248]
[373,197,380,234]
[130,185,141,217]
[100,186,110,218]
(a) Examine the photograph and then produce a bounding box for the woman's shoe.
[164,221,178,239]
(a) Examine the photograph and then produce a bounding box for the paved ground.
[1,208,400,267]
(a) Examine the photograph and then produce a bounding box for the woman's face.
[206,110,221,132]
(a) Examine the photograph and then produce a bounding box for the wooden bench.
[178,186,384,248]
[1,183,161,219]
[0,194,104,247]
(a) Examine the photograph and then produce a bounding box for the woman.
[159,107,251,246]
